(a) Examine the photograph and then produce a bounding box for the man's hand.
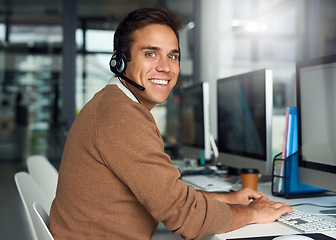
[218,188,266,205]
[247,196,292,224]
[198,188,293,232]
[227,196,293,231]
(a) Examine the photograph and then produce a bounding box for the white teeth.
[149,79,168,85]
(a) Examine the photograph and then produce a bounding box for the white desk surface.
[202,180,336,240]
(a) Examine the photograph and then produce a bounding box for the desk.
[203,181,336,240]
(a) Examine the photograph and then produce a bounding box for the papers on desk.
[278,107,297,192]
[181,174,238,192]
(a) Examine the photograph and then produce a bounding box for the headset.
[109,38,145,91]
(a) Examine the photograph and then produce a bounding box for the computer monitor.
[297,54,336,193]
[180,82,213,161]
[216,69,273,175]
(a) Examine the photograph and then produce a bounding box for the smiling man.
[50,7,291,240]
[122,23,180,110]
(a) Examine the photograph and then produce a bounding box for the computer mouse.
[273,235,314,240]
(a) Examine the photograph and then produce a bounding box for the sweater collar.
[109,77,140,103]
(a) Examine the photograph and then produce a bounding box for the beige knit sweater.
[50,78,232,240]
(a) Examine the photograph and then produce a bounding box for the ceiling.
[1,0,335,31]
[0,0,194,27]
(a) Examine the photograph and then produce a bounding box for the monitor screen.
[180,82,211,161]
[297,54,336,192]
[217,69,273,175]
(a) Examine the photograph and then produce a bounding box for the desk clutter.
[181,174,241,192]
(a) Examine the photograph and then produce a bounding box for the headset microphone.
[110,66,145,91]
[109,39,145,91]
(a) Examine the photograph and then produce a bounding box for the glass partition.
[0,25,63,162]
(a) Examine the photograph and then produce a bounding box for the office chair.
[27,155,58,212]
[33,202,54,240]
[14,172,50,240]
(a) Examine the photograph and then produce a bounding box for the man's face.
[123,24,180,110]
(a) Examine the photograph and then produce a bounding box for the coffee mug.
[241,168,259,190]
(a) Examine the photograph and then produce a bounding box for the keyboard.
[277,208,336,233]
[181,175,234,192]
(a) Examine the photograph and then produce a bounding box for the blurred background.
[1,0,335,165]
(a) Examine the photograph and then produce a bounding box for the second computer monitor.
[217,69,273,175]
[297,54,336,192]
[180,82,211,161]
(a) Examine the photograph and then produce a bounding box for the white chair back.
[14,172,50,240]
[27,155,58,211]
[33,202,54,240]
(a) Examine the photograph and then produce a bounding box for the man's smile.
[149,78,169,86]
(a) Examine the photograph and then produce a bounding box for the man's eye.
[146,52,156,57]
[169,54,178,60]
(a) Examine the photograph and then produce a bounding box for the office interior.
[1,0,336,239]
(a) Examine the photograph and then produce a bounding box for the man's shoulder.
[96,85,139,110]
[95,85,151,120]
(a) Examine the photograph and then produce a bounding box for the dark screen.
[180,84,205,149]
[217,70,267,160]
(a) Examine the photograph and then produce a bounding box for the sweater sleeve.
[96,93,232,240]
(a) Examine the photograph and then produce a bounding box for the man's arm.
[199,188,266,205]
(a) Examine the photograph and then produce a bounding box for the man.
[50,7,292,240]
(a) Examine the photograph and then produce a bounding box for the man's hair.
[113,7,183,62]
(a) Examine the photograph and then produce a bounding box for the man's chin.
[156,96,169,105]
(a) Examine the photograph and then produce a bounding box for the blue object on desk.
[284,107,326,195]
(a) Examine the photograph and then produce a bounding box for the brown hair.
[113,7,183,62]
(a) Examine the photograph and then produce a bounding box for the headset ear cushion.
[110,54,126,74]
[118,56,126,74]
[110,54,117,69]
